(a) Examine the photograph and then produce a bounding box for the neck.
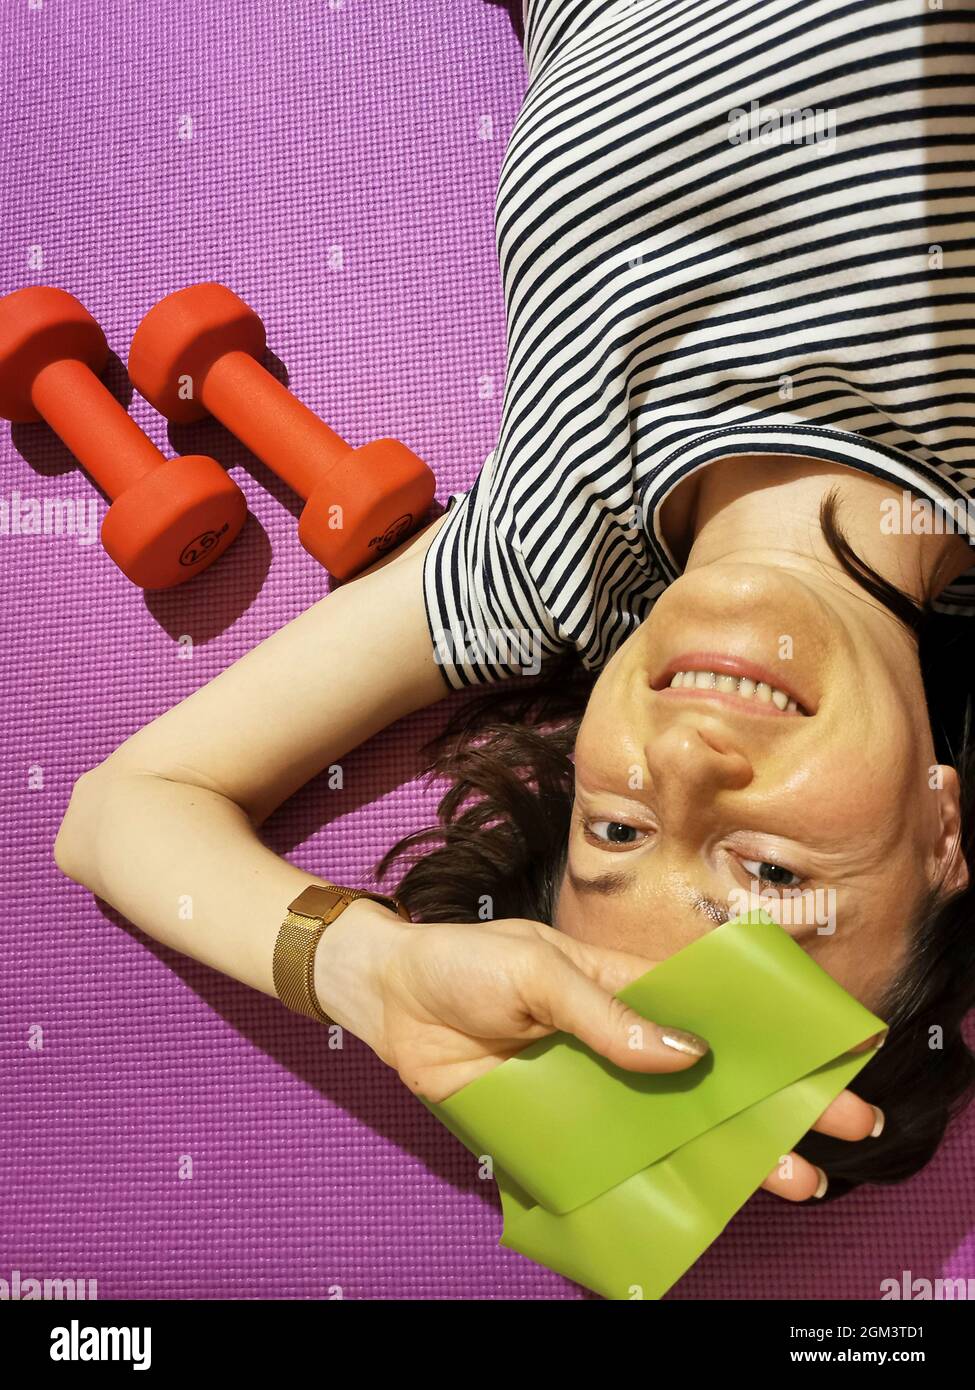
[680,455,973,606]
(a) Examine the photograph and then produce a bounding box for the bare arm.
[53,513,454,999]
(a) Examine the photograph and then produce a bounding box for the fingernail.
[875,1030,888,1049]
[869,1104,885,1138]
[660,1027,709,1057]
[812,1166,829,1199]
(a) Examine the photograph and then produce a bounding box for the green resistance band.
[419,910,886,1300]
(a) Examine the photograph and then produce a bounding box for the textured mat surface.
[1,0,973,1300]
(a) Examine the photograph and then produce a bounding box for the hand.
[315,901,886,1200]
[761,1033,887,1202]
[314,903,710,1102]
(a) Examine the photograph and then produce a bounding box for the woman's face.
[554,558,967,1009]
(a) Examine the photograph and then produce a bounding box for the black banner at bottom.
[1,1296,970,1375]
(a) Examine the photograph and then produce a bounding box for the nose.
[645,719,753,818]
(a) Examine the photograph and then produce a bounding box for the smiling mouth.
[650,653,813,715]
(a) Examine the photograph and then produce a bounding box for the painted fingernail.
[812,1166,829,1199]
[869,1104,885,1138]
[660,1027,709,1057]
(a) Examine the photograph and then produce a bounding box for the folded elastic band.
[420,910,886,1299]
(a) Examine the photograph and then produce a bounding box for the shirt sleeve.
[523,0,577,79]
[523,0,632,80]
[422,448,568,689]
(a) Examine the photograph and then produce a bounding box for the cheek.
[572,720,645,791]
[823,704,925,799]
[775,742,912,841]
[572,658,634,761]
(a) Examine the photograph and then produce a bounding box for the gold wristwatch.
[272,882,412,1025]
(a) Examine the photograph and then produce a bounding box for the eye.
[583,819,647,847]
[740,858,803,889]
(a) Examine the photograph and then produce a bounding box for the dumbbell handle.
[201,351,350,500]
[32,358,165,500]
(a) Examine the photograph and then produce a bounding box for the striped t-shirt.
[423,0,975,689]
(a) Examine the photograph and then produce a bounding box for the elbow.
[54,766,113,891]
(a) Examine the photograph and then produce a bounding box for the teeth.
[667,670,801,712]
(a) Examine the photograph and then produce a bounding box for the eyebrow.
[566,866,732,924]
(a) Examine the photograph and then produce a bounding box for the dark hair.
[375,489,975,1198]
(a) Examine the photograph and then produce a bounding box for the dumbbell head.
[101,453,248,589]
[129,282,438,580]
[300,438,437,580]
[0,287,109,423]
[128,283,265,424]
[0,285,247,589]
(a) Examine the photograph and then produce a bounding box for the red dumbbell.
[0,287,247,588]
[127,283,436,580]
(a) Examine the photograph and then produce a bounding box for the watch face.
[288,885,346,920]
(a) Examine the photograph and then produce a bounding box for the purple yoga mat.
[1,0,972,1299]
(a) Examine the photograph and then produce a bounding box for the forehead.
[554,861,914,1008]
[563,860,732,923]
[553,866,730,957]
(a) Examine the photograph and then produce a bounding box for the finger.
[519,946,709,1073]
[849,1028,889,1055]
[761,1152,830,1202]
[536,923,662,997]
[809,1087,885,1141]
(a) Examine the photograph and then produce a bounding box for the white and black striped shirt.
[423,0,975,689]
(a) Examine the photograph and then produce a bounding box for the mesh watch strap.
[272,883,411,1025]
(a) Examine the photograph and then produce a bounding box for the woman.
[56,0,975,1211]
